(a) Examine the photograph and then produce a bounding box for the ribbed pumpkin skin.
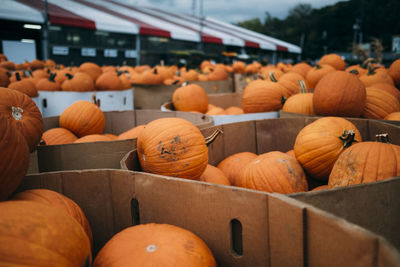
[362,87,400,119]
[0,201,91,266]
[8,79,38,97]
[79,62,102,82]
[388,59,400,87]
[137,118,208,180]
[172,84,208,113]
[59,100,106,137]
[313,71,366,117]
[286,150,296,158]
[217,152,257,185]
[329,142,400,187]
[94,223,216,267]
[360,70,394,87]
[74,134,112,143]
[36,78,60,91]
[290,62,312,78]
[0,87,43,152]
[96,72,123,91]
[61,72,95,92]
[282,93,315,115]
[0,115,29,200]
[294,117,362,180]
[199,164,230,185]
[238,151,308,193]
[306,64,336,89]
[242,80,284,113]
[318,54,346,70]
[277,72,309,97]
[385,112,400,120]
[12,189,93,246]
[42,127,78,145]
[118,125,145,140]
[370,83,400,102]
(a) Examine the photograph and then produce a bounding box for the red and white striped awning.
[2,0,301,53]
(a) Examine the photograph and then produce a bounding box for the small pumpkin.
[275,72,308,98]
[8,72,38,97]
[41,127,78,145]
[206,107,225,115]
[74,134,113,143]
[199,164,230,185]
[181,69,199,81]
[118,125,145,140]
[30,59,45,70]
[61,72,95,92]
[96,72,123,91]
[362,87,400,119]
[172,84,208,113]
[289,62,312,78]
[0,68,10,87]
[385,112,400,120]
[232,61,245,73]
[242,80,284,113]
[225,106,244,115]
[359,66,394,87]
[59,100,106,137]
[0,61,16,71]
[388,59,400,88]
[237,151,308,193]
[318,54,346,70]
[79,62,102,82]
[208,67,228,81]
[140,68,164,85]
[94,223,216,267]
[217,152,257,185]
[282,80,315,115]
[294,117,362,180]
[306,64,336,89]
[346,65,367,76]
[36,73,60,91]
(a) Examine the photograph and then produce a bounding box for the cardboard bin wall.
[18,169,400,267]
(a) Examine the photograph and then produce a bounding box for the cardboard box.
[32,110,213,173]
[133,78,234,109]
[38,89,134,117]
[233,73,259,93]
[161,93,279,125]
[18,169,400,266]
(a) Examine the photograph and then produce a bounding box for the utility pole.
[198,0,204,51]
[42,0,49,60]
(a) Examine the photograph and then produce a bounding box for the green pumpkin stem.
[376,133,390,143]
[367,64,377,76]
[15,72,21,81]
[298,80,307,93]
[269,72,278,82]
[339,130,357,148]
[49,73,56,82]
[205,129,223,146]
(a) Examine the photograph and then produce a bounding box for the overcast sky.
[117,0,346,23]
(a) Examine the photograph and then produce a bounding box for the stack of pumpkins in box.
[242,54,400,121]
[41,100,145,145]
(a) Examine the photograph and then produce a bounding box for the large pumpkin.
[199,164,230,185]
[137,118,209,180]
[96,72,123,91]
[0,115,29,200]
[118,125,145,140]
[217,152,258,185]
[370,83,400,102]
[242,80,284,113]
[276,72,308,98]
[329,134,400,187]
[94,223,216,267]
[282,81,315,115]
[306,64,335,89]
[362,87,400,119]
[294,117,362,180]
[359,67,394,87]
[237,151,308,193]
[172,84,208,113]
[42,127,78,145]
[74,134,112,143]
[385,112,400,120]
[36,73,61,91]
[12,189,93,246]
[61,72,95,92]
[8,72,38,97]
[318,54,346,70]
[0,201,91,266]
[59,100,106,137]
[313,71,366,117]
[0,87,43,152]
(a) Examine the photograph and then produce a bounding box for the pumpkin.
[8,72,38,97]
[359,66,394,87]
[232,61,245,73]
[282,80,315,115]
[318,54,346,70]
[208,67,229,81]
[225,106,244,115]
[104,133,118,140]
[45,59,56,69]
[277,62,292,73]
[32,69,49,81]
[346,65,367,76]
[118,125,145,140]
[362,87,400,119]
[59,100,106,137]
[30,59,45,70]
[9,70,28,83]
[237,151,308,193]
[200,60,213,71]
[329,134,400,187]
[199,164,230,185]
[313,71,366,117]
[206,107,225,115]
[262,68,283,80]
[289,62,312,78]
[74,134,113,143]
[54,68,74,85]
[155,66,174,80]
[0,69,10,87]
[275,72,308,98]
[0,201,91,266]
[294,117,362,180]
[163,76,185,85]
[370,83,400,102]
[245,63,260,74]
[36,73,61,91]
[172,84,208,113]
[0,115,29,200]
[94,223,216,267]
[306,64,336,89]
[311,185,330,191]
[385,112,400,120]
[0,87,43,152]
[96,72,123,91]
[61,72,95,92]
[286,150,296,158]
[137,118,210,180]
[242,80,284,113]
[181,69,199,81]
[198,74,209,82]
[12,189,93,246]
[140,68,164,85]
[217,152,257,185]
[79,62,102,82]
[42,127,78,145]
[118,72,132,89]
[388,59,400,88]
[0,61,16,71]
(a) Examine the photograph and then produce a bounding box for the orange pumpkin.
[140,68,164,85]
[137,118,209,180]
[61,72,95,92]
[225,106,244,115]
[385,112,400,120]
[30,59,45,70]
[79,62,102,82]
[94,223,216,267]
[54,68,74,85]
[42,127,78,145]
[0,201,91,266]
[59,100,106,137]
[96,72,123,91]
[104,133,118,140]
[199,164,231,185]
[370,83,400,102]
[208,66,229,81]
[74,134,113,143]
[286,149,296,158]
[276,72,309,98]
[118,125,145,140]
[242,80,284,113]
[181,69,199,81]
[306,64,336,89]
[0,115,29,200]
[282,81,315,115]
[294,117,362,180]
[206,107,225,115]
[329,134,400,187]
[0,68,10,87]
[0,61,16,71]
[232,61,245,73]
[0,87,43,152]
[311,185,330,191]
[318,54,346,70]
[289,62,312,78]
[217,152,257,185]
[359,66,394,87]
[36,73,61,91]
[237,151,308,193]
[388,59,400,88]
[118,72,132,89]
[313,71,366,117]
[8,72,38,97]
[362,87,400,119]
[172,84,208,113]
[12,189,93,246]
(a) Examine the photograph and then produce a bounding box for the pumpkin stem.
[49,73,56,82]
[172,79,180,85]
[316,64,323,70]
[376,133,390,143]
[367,64,377,76]
[339,130,357,148]
[269,72,278,82]
[15,72,21,81]
[92,94,100,107]
[153,68,158,75]
[281,96,286,106]
[349,69,359,75]
[299,80,307,93]
[205,129,223,146]
[65,73,73,80]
